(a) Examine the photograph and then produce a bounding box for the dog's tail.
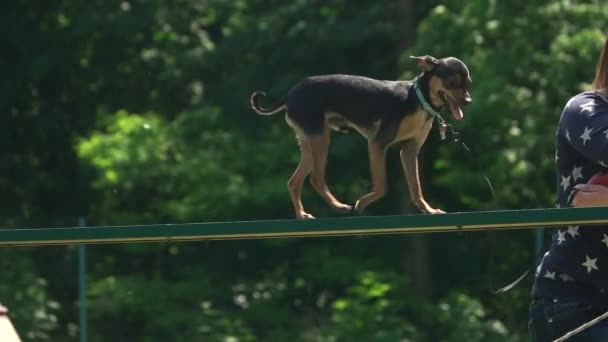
[250,91,286,115]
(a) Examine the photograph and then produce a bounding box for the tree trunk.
[397,0,416,49]
[396,0,432,300]
[399,181,433,299]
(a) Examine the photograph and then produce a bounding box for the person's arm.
[561,98,608,166]
[573,184,608,207]
[563,96,608,207]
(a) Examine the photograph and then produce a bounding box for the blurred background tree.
[1,0,607,340]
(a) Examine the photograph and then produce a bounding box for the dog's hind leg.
[287,132,315,219]
[354,141,388,213]
[307,127,353,213]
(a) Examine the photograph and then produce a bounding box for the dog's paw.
[352,210,366,216]
[297,212,316,219]
[421,207,445,214]
[353,200,367,215]
[414,203,446,215]
[333,203,353,214]
[413,199,446,215]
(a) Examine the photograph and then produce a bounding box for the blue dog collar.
[412,79,449,140]
[412,80,444,121]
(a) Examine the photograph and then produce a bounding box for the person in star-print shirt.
[529,36,608,341]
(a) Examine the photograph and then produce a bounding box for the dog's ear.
[410,55,439,72]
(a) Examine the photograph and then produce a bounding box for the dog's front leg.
[400,140,445,214]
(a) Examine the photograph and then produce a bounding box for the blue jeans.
[529,298,608,341]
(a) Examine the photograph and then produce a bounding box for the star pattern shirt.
[532,90,608,304]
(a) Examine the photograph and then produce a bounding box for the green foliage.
[317,271,516,341]
[86,272,257,342]
[4,0,608,341]
[0,251,60,340]
[77,107,292,223]
[319,271,421,341]
[403,1,608,211]
[433,293,513,342]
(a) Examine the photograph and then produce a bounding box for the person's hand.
[572,184,608,207]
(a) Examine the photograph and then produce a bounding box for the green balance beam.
[1,207,608,246]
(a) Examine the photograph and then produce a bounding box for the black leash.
[439,119,543,294]
[441,122,495,199]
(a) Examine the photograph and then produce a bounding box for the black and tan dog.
[251,55,472,219]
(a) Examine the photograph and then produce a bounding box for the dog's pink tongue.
[448,99,463,120]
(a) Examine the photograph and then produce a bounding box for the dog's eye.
[444,78,459,89]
